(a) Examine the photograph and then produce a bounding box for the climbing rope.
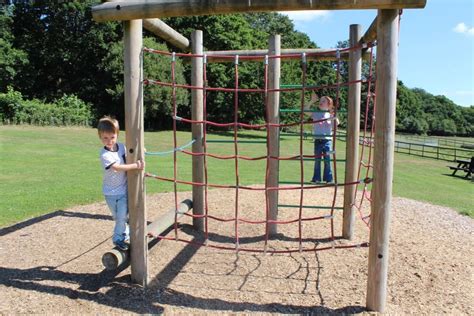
[143,42,375,253]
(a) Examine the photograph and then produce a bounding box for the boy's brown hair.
[97,116,119,136]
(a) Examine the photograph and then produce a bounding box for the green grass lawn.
[0,125,472,228]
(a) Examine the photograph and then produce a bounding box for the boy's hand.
[136,159,145,170]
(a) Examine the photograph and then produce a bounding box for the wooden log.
[123,19,147,287]
[267,34,281,235]
[203,48,358,62]
[102,248,129,271]
[361,17,377,44]
[343,24,362,240]
[92,0,427,22]
[366,9,399,313]
[143,19,190,51]
[191,30,205,231]
[106,0,189,50]
[147,199,193,237]
[102,199,193,271]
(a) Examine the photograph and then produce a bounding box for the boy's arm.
[111,159,145,172]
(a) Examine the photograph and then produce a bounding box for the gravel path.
[1,188,472,314]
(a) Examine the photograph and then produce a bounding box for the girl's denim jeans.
[312,139,333,183]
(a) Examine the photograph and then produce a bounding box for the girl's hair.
[321,96,334,109]
[97,116,119,135]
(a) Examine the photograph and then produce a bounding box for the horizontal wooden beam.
[361,17,377,44]
[102,199,192,270]
[106,1,190,51]
[143,18,190,51]
[202,48,371,63]
[147,199,193,238]
[92,0,427,22]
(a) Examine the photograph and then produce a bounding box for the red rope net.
[143,44,376,253]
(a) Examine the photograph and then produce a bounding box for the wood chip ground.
[1,188,472,314]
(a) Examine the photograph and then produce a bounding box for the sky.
[280,0,474,107]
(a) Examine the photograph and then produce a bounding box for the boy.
[305,93,339,183]
[97,116,145,251]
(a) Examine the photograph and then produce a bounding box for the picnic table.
[448,157,473,179]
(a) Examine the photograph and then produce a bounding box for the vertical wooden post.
[191,30,204,231]
[366,9,399,312]
[267,34,281,235]
[124,20,147,286]
[343,24,362,240]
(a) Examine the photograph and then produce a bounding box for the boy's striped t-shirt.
[100,142,127,196]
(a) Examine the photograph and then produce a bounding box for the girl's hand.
[310,92,318,104]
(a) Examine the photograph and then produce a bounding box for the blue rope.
[145,139,196,156]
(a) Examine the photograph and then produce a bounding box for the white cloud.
[453,22,474,36]
[280,10,330,23]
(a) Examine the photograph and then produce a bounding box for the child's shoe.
[114,240,130,251]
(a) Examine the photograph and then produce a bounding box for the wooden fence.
[393,140,473,161]
[334,131,474,162]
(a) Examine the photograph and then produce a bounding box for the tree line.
[0,1,472,136]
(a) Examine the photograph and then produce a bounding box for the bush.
[0,87,23,122]
[0,87,93,126]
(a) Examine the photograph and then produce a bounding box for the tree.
[163,13,339,128]
[0,5,27,91]
[10,1,122,119]
[103,38,189,130]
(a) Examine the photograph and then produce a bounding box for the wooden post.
[267,34,281,235]
[366,9,399,312]
[123,19,147,286]
[343,24,362,240]
[191,30,204,231]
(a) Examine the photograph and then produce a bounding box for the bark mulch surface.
[1,188,472,315]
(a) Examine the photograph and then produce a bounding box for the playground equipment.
[91,1,427,312]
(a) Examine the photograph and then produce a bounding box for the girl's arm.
[304,92,318,116]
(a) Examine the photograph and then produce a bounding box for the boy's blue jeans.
[105,194,129,244]
[312,139,333,183]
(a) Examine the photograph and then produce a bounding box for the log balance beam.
[102,199,193,270]
[92,0,426,22]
